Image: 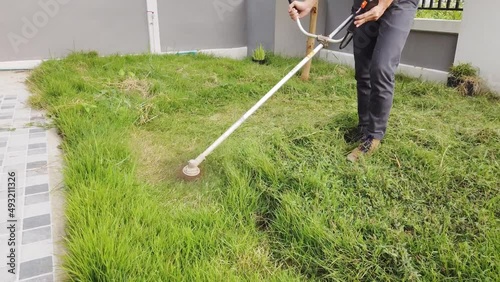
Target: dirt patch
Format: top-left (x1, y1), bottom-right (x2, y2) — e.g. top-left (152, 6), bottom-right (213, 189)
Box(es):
top-left (129, 129), bottom-right (173, 184)
top-left (110, 77), bottom-right (152, 98)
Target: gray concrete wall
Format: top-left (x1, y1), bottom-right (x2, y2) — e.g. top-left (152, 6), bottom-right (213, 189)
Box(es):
top-left (455, 0), bottom-right (500, 92)
top-left (247, 0), bottom-right (276, 55)
top-left (158, 0), bottom-right (246, 52)
top-left (0, 0), bottom-right (149, 62)
top-left (401, 31), bottom-right (457, 71)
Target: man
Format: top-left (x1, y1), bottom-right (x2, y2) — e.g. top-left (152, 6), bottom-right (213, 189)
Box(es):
top-left (289, 0), bottom-right (418, 162)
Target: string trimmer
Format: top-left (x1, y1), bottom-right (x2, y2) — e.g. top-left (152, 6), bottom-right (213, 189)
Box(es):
top-left (179, 0), bottom-right (378, 180)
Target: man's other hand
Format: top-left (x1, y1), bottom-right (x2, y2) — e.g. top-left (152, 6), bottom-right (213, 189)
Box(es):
top-left (354, 3), bottom-right (389, 27)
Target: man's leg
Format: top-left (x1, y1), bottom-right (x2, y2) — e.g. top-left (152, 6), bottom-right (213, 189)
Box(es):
top-left (353, 20), bottom-right (379, 136)
top-left (347, 0), bottom-right (417, 162)
top-left (367, 0), bottom-right (418, 140)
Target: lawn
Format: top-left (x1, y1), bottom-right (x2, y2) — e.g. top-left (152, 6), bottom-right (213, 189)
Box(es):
top-left (415, 0), bottom-right (463, 20)
top-left (416, 9), bottom-right (462, 20)
top-left (28, 52), bottom-right (499, 281)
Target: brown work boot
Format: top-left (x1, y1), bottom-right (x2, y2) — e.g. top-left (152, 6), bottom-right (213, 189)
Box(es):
top-left (347, 135), bottom-right (381, 162)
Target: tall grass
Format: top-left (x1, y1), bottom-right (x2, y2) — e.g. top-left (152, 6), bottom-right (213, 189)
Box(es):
top-left (28, 52), bottom-right (499, 281)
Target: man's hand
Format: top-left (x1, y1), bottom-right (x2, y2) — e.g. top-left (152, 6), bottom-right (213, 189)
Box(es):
top-left (288, 0), bottom-right (317, 21)
top-left (354, 0), bottom-right (393, 27)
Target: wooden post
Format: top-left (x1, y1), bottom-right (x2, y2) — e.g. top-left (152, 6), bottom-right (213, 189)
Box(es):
top-left (300, 1), bottom-right (318, 81)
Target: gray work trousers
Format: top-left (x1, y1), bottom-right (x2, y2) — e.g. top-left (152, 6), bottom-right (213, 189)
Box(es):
top-left (352, 0), bottom-right (418, 140)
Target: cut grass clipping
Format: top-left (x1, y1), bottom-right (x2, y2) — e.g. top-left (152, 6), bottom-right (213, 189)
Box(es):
top-left (28, 52), bottom-right (499, 281)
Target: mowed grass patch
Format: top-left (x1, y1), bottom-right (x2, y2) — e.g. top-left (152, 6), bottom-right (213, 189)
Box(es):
top-left (28, 51), bottom-right (499, 281)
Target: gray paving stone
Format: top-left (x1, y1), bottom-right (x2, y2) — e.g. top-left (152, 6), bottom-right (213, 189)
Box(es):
top-left (21, 273), bottom-right (53, 282)
top-left (8, 145), bottom-right (27, 152)
top-left (30, 113), bottom-right (45, 118)
top-left (27, 161), bottom-right (47, 170)
top-left (27, 167), bottom-right (49, 177)
top-left (26, 184), bottom-right (49, 195)
top-left (28, 148), bottom-right (47, 156)
top-left (3, 163), bottom-right (26, 173)
top-left (26, 175), bottom-right (49, 187)
top-left (27, 154), bottom-right (48, 164)
top-left (12, 128), bottom-right (29, 135)
top-left (3, 156), bottom-right (25, 166)
top-left (29, 128), bottom-right (46, 134)
top-left (25, 193), bottom-right (49, 206)
top-left (19, 237), bottom-right (53, 263)
top-left (2, 72), bottom-right (58, 281)
top-left (0, 124), bottom-right (13, 130)
top-left (23, 214), bottom-right (51, 230)
top-left (29, 143), bottom-right (47, 150)
top-left (31, 117), bottom-right (46, 122)
top-left (30, 133), bottom-right (46, 139)
top-left (24, 201), bottom-right (51, 218)
top-left (6, 149), bottom-right (26, 158)
top-left (22, 226), bottom-right (51, 244)
top-left (14, 109), bottom-right (31, 116)
top-left (0, 175), bottom-right (24, 195)
top-left (14, 118), bottom-right (32, 124)
top-left (0, 266), bottom-right (17, 282)
top-left (29, 138), bottom-right (47, 146)
top-left (7, 139), bottom-right (29, 148)
top-left (14, 112), bottom-right (31, 118)
top-left (19, 256), bottom-right (53, 280)
top-left (0, 220), bottom-right (22, 235)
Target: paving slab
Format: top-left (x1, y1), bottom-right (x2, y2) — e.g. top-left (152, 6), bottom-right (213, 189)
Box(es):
top-left (0, 71), bottom-right (64, 281)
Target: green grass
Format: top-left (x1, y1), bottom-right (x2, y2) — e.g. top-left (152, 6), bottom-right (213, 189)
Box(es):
top-left (416, 0), bottom-right (463, 20)
top-left (28, 51), bottom-right (499, 281)
top-left (416, 9), bottom-right (462, 20)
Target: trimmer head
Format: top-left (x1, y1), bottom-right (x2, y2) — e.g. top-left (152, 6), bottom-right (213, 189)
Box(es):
top-left (178, 160), bottom-right (202, 181)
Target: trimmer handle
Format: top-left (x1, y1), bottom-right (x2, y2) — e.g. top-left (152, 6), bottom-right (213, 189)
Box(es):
top-left (287, 0), bottom-right (341, 43)
top-left (339, 0), bottom-right (379, 49)
top-left (287, 0), bottom-right (378, 16)
top-left (287, 0), bottom-right (378, 45)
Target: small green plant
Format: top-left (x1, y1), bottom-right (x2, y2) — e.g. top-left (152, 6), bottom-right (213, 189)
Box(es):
top-left (449, 63), bottom-right (478, 79)
top-left (252, 44), bottom-right (266, 63)
top-left (447, 63), bottom-right (484, 96)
